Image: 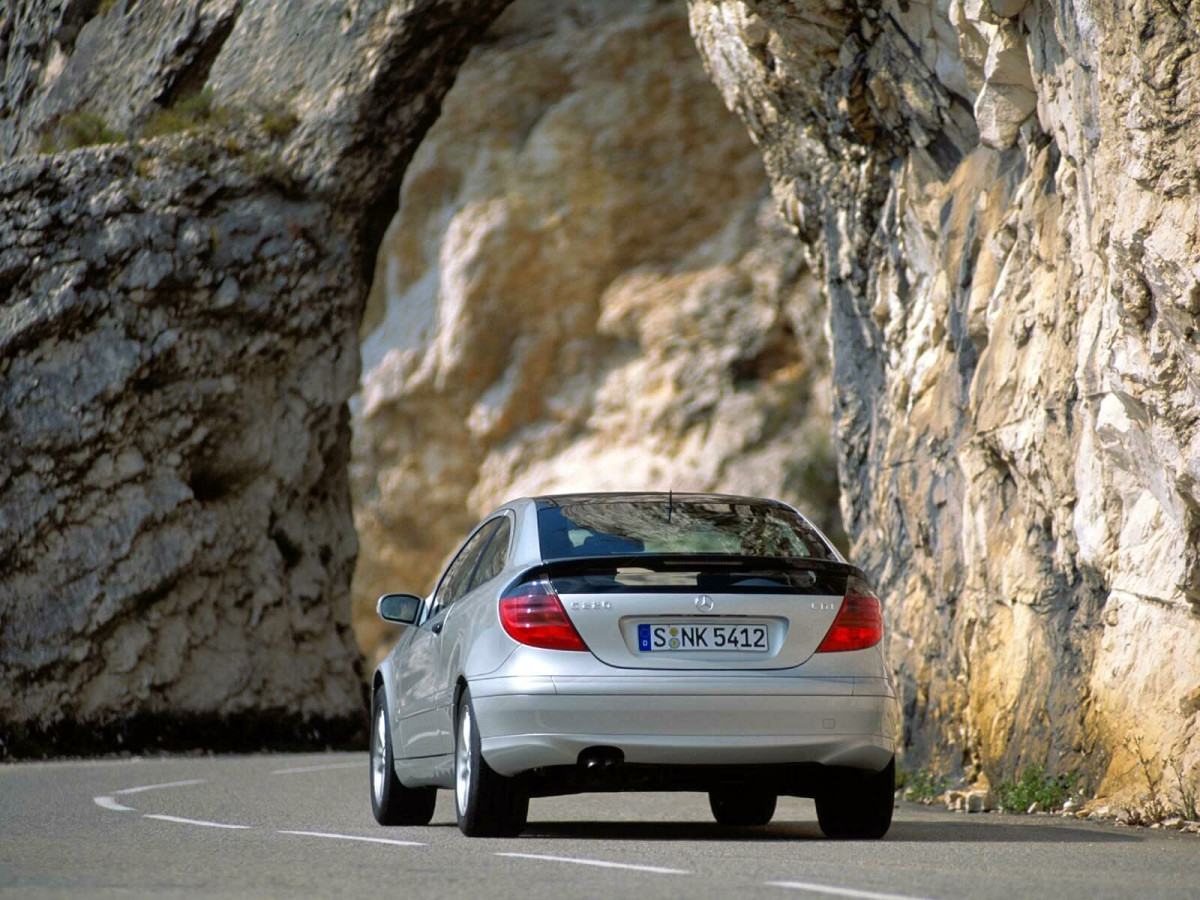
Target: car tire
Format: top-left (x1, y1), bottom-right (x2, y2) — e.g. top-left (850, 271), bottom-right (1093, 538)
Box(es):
top-left (815, 758), bottom-right (895, 839)
top-left (455, 688), bottom-right (528, 837)
top-left (370, 689), bottom-right (437, 826)
top-left (708, 789), bottom-right (777, 826)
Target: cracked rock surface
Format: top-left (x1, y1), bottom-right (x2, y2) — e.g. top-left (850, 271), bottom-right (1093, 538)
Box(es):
top-left (0, 0), bottom-right (508, 746)
top-left (4, 0), bottom-right (1197, 799)
top-left (688, 0), bottom-right (1200, 796)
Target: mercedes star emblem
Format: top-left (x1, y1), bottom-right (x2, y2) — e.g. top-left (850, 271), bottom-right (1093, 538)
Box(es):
top-left (694, 594), bottom-right (714, 612)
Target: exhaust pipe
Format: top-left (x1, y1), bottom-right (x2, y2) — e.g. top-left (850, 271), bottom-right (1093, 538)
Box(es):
top-left (578, 746), bottom-right (624, 777)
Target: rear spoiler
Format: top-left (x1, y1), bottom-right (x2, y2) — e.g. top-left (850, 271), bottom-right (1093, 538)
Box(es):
top-left (504, 554), bottom-right (864, 597)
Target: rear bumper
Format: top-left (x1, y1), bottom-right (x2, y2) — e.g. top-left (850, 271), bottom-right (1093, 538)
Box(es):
top-left (470, 674), bottom-right (897, 776)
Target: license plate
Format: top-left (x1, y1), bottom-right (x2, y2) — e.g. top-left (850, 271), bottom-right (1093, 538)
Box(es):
top-left (637, 622), bottom-right (769, 652)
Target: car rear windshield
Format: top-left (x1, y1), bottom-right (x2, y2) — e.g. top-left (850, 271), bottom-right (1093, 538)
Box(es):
top-left (535, 498), bottom-right (835, 562)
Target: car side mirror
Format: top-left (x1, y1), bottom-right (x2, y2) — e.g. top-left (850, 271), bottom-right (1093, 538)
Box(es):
top-left (376, 593), bottom-right (423, 625)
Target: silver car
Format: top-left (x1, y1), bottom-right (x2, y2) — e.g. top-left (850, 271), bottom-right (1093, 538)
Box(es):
top-left (369, 492), bottom-right (898, 838)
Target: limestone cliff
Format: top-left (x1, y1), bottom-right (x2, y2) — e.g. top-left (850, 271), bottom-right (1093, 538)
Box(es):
top-left (351, 0), bottom-right (841, 666)
top-left (0, 0), bottom-right (508, 751)
top-left (688, 0), bottom-right (1200, 797)
top-left (4, 0), bottom-right (1196, 803)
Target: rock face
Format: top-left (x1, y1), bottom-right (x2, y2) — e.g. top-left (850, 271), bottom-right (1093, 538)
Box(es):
top-left (688, 0), bottom-right (1200, 796)
top-left (350, 0), bottom-right (841, 666)
top-left (0, 0), bottom-right (508, 750)
top-left (4, 0), bottom-right (1196, 800)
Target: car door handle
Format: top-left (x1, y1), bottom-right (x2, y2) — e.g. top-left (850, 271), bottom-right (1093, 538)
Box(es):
top-left (431, 622), bottom-right (443, 635)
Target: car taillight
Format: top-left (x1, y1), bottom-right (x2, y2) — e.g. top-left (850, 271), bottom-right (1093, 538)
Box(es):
top-left (815, 576), bottom-right (883, 652)
top-left (498, 579), bottom-right (589, 652)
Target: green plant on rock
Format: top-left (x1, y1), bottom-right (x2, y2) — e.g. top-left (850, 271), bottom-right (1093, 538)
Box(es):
top-left (140, 89), bottom-right (298, 148)
top-left (142, 89), bottom-right (235, 138)
top-left (901, 767), bottom-right (948, 804)
top-left (995, 763), bottom-right (1079, 813)
top-left (1124, 733), bottom-right (1198, 824)
top-left (260, 105), bottom-right (299, 140)
top-left (1168, 757), bottom-right (1198, 821)
top-left (244, 150), bottom-right (295, 188)
top-left (167, 139), bottom-right (218, 169)
top-left (38, 110), bottom-right (121, 153)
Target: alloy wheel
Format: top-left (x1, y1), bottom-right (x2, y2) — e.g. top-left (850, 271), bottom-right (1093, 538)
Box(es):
top-left (372, 704), bottom-right (387, 804)
top-left (456, 702), bottom-right (473, 815)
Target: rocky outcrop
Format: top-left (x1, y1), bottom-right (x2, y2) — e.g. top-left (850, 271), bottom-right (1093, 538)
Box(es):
top-left (688, 0), bottom-right (1200, 798)
top-left (350, 0), bottom-right (842, 666)
top-left (5, 0), bottom-right (1196, 800)
top-left (0, 0), bottom-right (508, 751)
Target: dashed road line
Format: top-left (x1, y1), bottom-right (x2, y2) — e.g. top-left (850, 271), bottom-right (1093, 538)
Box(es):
top-left (495, 852), bottom-right (689, 876)
top-left (278, 830), bottom-right (425, 847)
top-left (270, 762), bottom-right (362, 776)
top-left (99, 767), bottom-right (697, 884)
top-left (92, 796), bottom-right (135, 812)
top-left (143, 814), bottom-right (251, 830)
top-left (766, 881), bottom-right (935, 900)
top-left (93, 779), bottom-right (206, 813)
top-left (113, 779), bottom-right (207, 795)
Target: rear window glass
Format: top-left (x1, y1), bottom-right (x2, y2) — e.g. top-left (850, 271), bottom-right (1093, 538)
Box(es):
top-left (546, 564), bottom-right (847, 595)
top-left (536, 498), bottom-right (834, 562)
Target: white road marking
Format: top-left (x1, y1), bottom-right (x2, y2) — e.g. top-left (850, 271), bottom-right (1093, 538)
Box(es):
top-left (94, 780), bottom-right (206, 814)
top-left (113, 779), bottom-right (207, 795)
top-left (766, 881), bottom-right (935, 900)
top-left (93, 796), bottom-right (134, 811)
top-left (143, 814), bottom-right (251, 830)
top-left (495, 852), bottom-right (689, 876)
top-left (278, 830), bottom-right (425, 847)
top-left (270, 762), bottom-right (362, 776)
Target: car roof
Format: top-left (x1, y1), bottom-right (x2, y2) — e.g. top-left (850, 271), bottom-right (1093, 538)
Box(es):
top-left (530, 491), bottom-right (789, 509)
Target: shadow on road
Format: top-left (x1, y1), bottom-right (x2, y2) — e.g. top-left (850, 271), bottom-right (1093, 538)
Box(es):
top-left (520, 821), bottom-right (823, 841)
top-left (517, 818), bottom-right (1143, 844)
top-left (883, 820), bottom-right (1142, 844)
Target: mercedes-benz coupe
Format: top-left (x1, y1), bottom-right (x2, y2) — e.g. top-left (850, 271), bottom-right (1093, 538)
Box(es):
top-left (369, 493), bottom-right (898, 838)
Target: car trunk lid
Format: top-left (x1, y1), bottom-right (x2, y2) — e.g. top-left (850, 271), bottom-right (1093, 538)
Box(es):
top-left (516, 555), bottom-right (855, 670)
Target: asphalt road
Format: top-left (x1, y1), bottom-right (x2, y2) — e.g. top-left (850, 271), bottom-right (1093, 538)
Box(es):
top-left (2, 753), bottom-right (1196, 899)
